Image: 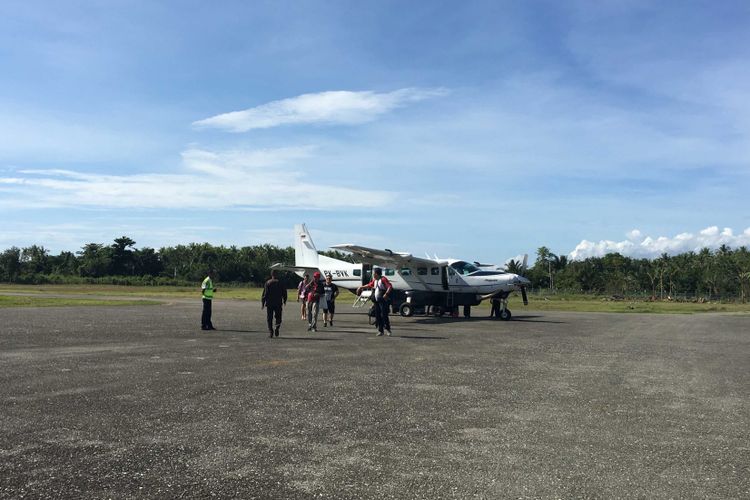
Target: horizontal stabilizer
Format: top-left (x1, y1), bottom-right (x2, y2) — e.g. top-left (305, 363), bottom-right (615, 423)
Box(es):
top-left (270, 263), bottom-right (321, 274)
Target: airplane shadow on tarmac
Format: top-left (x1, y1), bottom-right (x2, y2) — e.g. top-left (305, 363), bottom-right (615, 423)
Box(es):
top-left (396, 335), bottom-right (447, 340)
top-left (274, 337), bottom-right (338, 341)
top-left (509, 315), bottom-right (566, 324)
top-left (328, 328), bottom-right (446, 340)
top-left (411, 315), bottom-right (565, 325)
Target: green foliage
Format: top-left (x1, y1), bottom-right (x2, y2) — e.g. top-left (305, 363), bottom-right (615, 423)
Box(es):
top-left (505, 259), bottom-right (522, 275)
top-left (0, 237), bottom-right (299, 288)
top-left (0, 247), bottom-right (21, 282)
top-left (2, 236), bottom-right (750, 301)
top-left (527, 246), bottom-right (750, 301)
top-left (320, 250), bottom-right (356, 263)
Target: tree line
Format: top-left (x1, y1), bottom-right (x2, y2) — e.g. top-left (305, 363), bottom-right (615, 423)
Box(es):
top-left (0, 236), bottom-right (353, 289)
top-left (1, 236), bottom-right (749, 301)
top-left (512, 245), bottom-right (750, 302)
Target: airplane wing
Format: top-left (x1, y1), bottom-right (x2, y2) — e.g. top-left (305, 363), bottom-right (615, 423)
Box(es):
top-left (330, 244), bottom-right (437, 267)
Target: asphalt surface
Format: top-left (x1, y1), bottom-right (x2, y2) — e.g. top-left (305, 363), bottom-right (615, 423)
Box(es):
top-left (1, 299), bottom-right (748, 499)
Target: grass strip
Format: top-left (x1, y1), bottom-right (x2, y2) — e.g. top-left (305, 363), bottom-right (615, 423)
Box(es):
top-left (0, 296), bottom-right (162, 308)
top-left (0, 285), bottom-right (748, 314)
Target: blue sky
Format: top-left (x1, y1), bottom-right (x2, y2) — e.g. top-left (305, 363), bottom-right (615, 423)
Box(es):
top-left (1, 0), bottom-right (749, 262)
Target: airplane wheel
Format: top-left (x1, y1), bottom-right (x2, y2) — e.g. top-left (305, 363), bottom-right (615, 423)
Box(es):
top-left (499, 309), bottom-right (512, 321)
top-left (399, 302), bottom-right (414, 317)
top-left (433, 306), bottom-right (444, 317)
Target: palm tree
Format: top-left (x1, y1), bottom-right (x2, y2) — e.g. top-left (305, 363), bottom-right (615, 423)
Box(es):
top-left (739, 272), bottom-right (750, 303)
top-left (536, 246), bottom-right (557, 291)
top-left (505, 259), bottom-right (524, 274)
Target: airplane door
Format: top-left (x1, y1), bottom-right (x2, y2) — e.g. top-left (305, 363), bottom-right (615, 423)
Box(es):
top-left (441, 266), bottom-right (449, 290)
top-left (448, 266), bottom-right (463, 287)
top-left (362, 263), bottom-right (372, 285)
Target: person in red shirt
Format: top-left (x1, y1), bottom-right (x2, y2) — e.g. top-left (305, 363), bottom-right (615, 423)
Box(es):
top-left (306, 271), bottom-right (323, 332)
top-left (356, 268), bottom-right (393, 336)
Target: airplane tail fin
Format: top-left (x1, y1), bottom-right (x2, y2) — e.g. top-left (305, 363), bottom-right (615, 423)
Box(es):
top-left (294, 223), bottom-right (320, 268)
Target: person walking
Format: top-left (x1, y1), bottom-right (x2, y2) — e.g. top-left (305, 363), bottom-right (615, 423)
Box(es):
top-left (322, 273), bottom-right (339, 327)
top-left (357, 268), bottom-right (392, 336)
top-left (262, 269), bottom-right (287, 338)
top-left (306, 271), bottom-right (322, 332)
top-left (201, 269), bottom-right (217, 331)
top-left (298, 274), bottom-right (310, 320)
top-left (490, 297), bottom-right (500, 318)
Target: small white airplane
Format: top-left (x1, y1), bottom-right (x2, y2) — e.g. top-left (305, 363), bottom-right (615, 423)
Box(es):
top-left (271, 224), bottom-right (530, 320)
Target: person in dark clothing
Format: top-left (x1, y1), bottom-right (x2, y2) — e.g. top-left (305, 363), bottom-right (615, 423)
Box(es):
top-left (201, 269), bottom-right (217, 330)
top-left (262, 270), bottom-right (288, 337)
top-left (490, 297), bottom-right (500, 318)
top-left (322, 273), bottom-right (340, 327)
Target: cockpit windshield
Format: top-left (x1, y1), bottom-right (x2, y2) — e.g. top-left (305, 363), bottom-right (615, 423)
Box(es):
top-left (450, 261), bottom-right (480, 275)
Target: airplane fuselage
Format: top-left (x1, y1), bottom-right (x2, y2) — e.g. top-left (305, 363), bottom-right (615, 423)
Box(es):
top-left (306, 257), bottom-right (528, 298)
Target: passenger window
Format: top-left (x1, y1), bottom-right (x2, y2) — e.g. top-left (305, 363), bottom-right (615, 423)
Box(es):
top-left (431, 267), bottom-right (440, 275)
top-left (417, 267), bottom-right (428, 275)
top-left (400, 268), bottom-right (412, 276)
top-left (353, 269), bottom-right (361, 276)
top-left (385, 269), bottom-right (395, 276)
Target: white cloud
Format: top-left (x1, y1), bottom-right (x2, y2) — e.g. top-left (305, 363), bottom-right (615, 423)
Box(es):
top-left (192, 88), bottom-right (448, 132)
top-left (0, 146), bottom-right (394, 210)
top-left (626, 229), bottom-right (642, 241)
top-left (180, 146), bottom-right (315, 177)
top-left (569, 226), bottom-right (750, 260)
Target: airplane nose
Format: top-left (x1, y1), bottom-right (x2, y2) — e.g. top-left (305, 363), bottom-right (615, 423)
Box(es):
top-left (513, 275), bottom-right (530, 286)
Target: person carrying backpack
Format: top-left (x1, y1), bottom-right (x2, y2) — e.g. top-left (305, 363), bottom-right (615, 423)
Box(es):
top-left (356, 268), bottom-right (392, 336)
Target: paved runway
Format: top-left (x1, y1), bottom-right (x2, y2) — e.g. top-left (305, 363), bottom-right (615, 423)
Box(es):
top-left (1, 300), bottom-right (748, 498)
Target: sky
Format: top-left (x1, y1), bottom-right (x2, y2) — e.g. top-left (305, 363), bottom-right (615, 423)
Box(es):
top-left (1, 0), bottom-right (749, 263)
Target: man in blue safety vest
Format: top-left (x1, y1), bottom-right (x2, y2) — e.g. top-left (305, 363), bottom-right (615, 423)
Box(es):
top-left (201, 269), bottom-right (217, 331)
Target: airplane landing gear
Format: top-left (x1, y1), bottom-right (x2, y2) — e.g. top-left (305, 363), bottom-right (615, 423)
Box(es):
top-left (399, 302), bottom-right (414, 317)
top-left (492, 295), bottom-right (512, 321)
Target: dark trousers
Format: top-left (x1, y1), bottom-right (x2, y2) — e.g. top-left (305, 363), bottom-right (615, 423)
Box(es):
top-left (374, 300), bottom-right (391, 333)
top-left (266, 305), bottom-right (282, 332)
top-left (201, 298), bottom-right (213, 328)
top-left (490, 299), bottom-right (500, 318)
